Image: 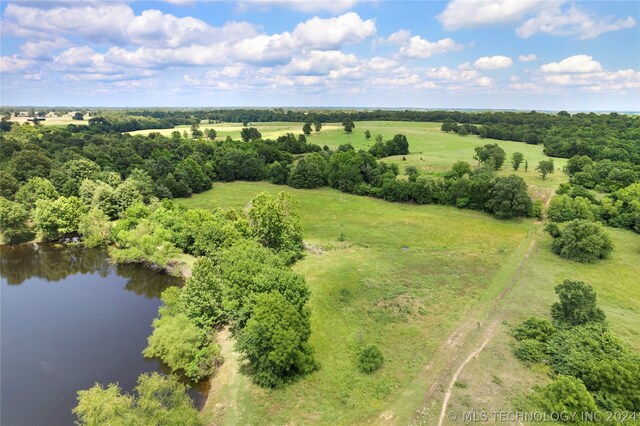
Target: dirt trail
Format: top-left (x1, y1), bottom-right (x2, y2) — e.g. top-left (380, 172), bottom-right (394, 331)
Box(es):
top-left (203, 327), bottom-right (243, 425)
top-left (434, 229), bottom-right (540, 426)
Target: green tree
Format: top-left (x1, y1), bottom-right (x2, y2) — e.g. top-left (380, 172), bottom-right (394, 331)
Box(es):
top-left (458, 126), bottom-right (469, 136)
top-left (78, 207), bottom-right (113, 248)
top-left (13, 177), bottom-right (59, 211)
top-left (72, 112), bottom-right (84, 120)
top-left (190, 124), bottom-right (203, 139)
top-left (536, 159), bottom-right (555, 180)
top-left (342, 118), bottom-right (355, 133)
top-left (547, 195), bottom-right (596, 222)
top-left (0, 197), bottom-right (32, 243)
top-left (358, 345), bottom-right (384, 373)
top-left (302, 122), bottom-right (312, 135)
top-left (473, 144), bottom-right (506, 170)
top-left (364, 130), bottom-right (371, 140)
top-left (550, 219), bottom-right (613, 263)
top-left (178, 257), bottom-right (225, 329)
top-left (240, 127), bottom-right (262, 142)
top-left (33, 196), bottom-right (87, 241)
top-left (314, 121), bottom-right (322, 132)
top-left (288, 153), bottom-right (328, 189)
top-left (204, 128), bottom-right (217, 140)
top-left (73, 373), bottom-right (202, 426)
top-left (551, 280), bottom-right (606, 327)
top-left (176, 158), bottom-right (211, 193)
top-left (532, 376), bottom-right (598, 417)
top-left (511, 152), bottom-right (524, 171)
top-left (10, 150), bottom-right (52, 182)
top-left (248, 192), bottom-right (303, 260)
top-left (236, 292), bottom-right (316, 388)
top-left (0, 171), bottom-right (20, 199)
top-left (267, 161), bottom-right (288, 184)
top-left (486, 175), bottom-right (533, 218)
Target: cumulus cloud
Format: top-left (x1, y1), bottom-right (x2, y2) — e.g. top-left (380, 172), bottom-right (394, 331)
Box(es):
top-left (517, 4), bottom-right (636, 39)
top-left (541, 55), bottom-right (603, 73)
top-left (20, 38), bottom-right (70, 60)
top-left (238, 0), bottom-right (361, 14)
top-left (438, 0), bottom-right (547, 30)
top-left (426, 64), bottom-right (493, 88)
top-left (1, 56), bottom-right (36, 73)
top-left (518, 54), bottom-right (537, 62)
top-left (474, 55), bottom-right (513, 70)
top-left (397, 36), bottom-right (463, 58)
top-left (438, 0), bottom-right (635, 40)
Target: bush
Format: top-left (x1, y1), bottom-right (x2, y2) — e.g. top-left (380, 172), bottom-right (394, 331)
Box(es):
top-left (357, 345), bottom-right (385, 373)
top-left (513, 317), bottom-right (556, 342)
top-left (514, 339), bottom-right (547, 363)
top-left (0, 197), bottom-right (32, 243)
top-left (550, 220), bottom-right (613, 263)
top-left (550, 280), bottom-right (606, 328)
top-left (531, 376), bottom-right (598, 418)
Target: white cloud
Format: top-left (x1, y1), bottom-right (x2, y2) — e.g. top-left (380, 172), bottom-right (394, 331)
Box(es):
top-left (291, 12), bottom-right (376, 50)
top-left (474, 55), bottom-right (512, 70)
top-left (2, 3), bottom-right (134, 43)
top-left (283, 50), bottom-right (358, 75)
top-left (0, 56), bottom-right (36, 73)
top-left (518, 54), bottom-right (537, 62)
top-left (438, 0), bottom-right (547, 30)
top-left (398, 36), bottom-right (463, 58)
top-left (517, 4), bottom-right (636, 40)
top-left (238, 0), bottom-right (361, 13)
top-left (541, 55), bottom-right (602, 73)
top-left (386, 29), bottom-right (411, 44)
top-left (20, 38), bottom-right (70, 60)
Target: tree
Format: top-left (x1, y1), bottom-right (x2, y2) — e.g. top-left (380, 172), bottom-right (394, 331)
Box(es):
top-left (240, 127), bottom-right (262, 142)
top-left (547, 195), bottom-right (595, 222)
top-left (549, 219), bottom-right (613, 263)
top-left (190, 124), bottom-right (203, 139)
top-left (204, 128), bottom-right (217, 140)
top-left (364, 130), bottom-right (371, 140)
top-left (14, 177), bottom-right (59, 211)
top-left (73, 112), bottom-right (84, 120)
top-left (511, 152), bottom-right (524, 171)
top-left (74, 373), bottom-right (202, 426)
top-left (473, 144), bottom-right (506, 170)
top-left (0, 197), bottom-right (32, 243)
top-left (458, 126), bottom-right (469, 136)
top-left (536, 159), bottom-right (555, 180)
top-left (288, 153), bottom-right (328, 189)
top-left (486, 175), bottom-right (533, 218)
top-left (385, 134), bottom-right (409, 155)
top-left (533, 376), bottom-right (598, 416)
top-left (314, 121), bottom-right (322, 132)
top-left (236, 292), bottom-right (316, 388)
top-left (176, 158), bottom-right (211, 193)
top-left (358, 345), bottom-right (384, 373)
top-left (342, 118), bottom-right (355, 133)
top-left (10, 150), bottom-right (53, 182)
top-left (551, 280), bottom-right (606, 327)
top-left (33, 196), bottom-right (87, 241)
top-left (248, 192), bottom-right (303, 260)
top-left (78, 207), bottom-right (113, 248)
top-left (0, 171), bottom-right (20, 199)
top-left (302, 122), bottom-right (312, 135)
top-left (178, 257), bottom-right (224, 329)
top-left (267, 161), bottom-right (288, 185)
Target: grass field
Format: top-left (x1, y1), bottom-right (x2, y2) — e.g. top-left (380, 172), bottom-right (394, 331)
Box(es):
top-left (179, 182), bottom-right (534, 425)
top-left (132, 121), bottom-right (567, 203)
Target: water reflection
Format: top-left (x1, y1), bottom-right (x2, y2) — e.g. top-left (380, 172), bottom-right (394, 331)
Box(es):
top-left (0, 243), bottom-right (195, 426)
top-left (0, 243), bottom-right (175, 297)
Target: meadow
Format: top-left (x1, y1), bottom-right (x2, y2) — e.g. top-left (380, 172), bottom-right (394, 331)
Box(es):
top-left (179, 182), bottom-right (534, 425)
top-left (133, 121), bottom-right (568, 202)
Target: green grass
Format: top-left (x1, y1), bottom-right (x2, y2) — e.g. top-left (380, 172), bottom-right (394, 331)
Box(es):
top-left (179, 182), bottom-right (533, 425)
top-left (131, 121), bottom-right (566, 202)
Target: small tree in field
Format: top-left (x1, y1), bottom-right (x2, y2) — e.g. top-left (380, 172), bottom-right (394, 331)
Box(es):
top-left (358, 345), bottom-right (384, 373)
top-left (536, 159), bottom-right (554, 179)
top-left (549, 219), bottom-right (613, 263)
top-left (342, 119), bottom-right (355, 133)
top-left (551, 280), bottom-right (606, 327)
top-left (314, 121), bottom-right (322, 132)
top-left (302, 122), bottom-right (312, 135)
top-left (511, 152), bottom-right (524, 171)
top-left (364, 130), bottom-right (371, 140)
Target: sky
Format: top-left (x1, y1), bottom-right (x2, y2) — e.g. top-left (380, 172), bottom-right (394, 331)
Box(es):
top-left (1, 0), bottom-right (639, 110)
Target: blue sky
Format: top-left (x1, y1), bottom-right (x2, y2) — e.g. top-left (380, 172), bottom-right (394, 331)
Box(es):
top-left (1, 0), bottom-right (638, 110)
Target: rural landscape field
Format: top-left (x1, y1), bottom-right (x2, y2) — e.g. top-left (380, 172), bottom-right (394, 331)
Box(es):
top-left (1, 1), bottom-right (639, 425)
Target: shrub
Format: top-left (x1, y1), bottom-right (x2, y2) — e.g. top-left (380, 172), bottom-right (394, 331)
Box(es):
top-left (550, 280), bottom-right (606, 328)
top-left (357, 345), bottom-right (385, 373)
top-left (513, 317), bottom-right (556, 342)
top-left (514, 339), bottom-right (547, 362)
top-left (550, 220), bottom-right (613, 263)
top-left (531, 376), bottom-right (598, 418)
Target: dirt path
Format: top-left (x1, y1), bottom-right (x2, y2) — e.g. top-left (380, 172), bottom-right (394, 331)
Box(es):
top-left (203, 327), bottom-right (243, 425)
top-left (434, 228), bottom-right (541, 426)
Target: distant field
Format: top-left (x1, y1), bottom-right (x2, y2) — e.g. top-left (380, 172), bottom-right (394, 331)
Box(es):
top-left (10, 115), bottom-right (82, 126)
top-left (132, 121), bottom-right (567, 202)
top-left (179, 182), bottom-right (534, 425)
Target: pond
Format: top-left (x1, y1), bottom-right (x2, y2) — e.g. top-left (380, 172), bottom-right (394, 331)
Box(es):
top-left (0, 243), bottom-right (205, 425)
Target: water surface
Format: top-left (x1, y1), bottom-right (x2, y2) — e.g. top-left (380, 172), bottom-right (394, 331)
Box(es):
top-left (0, 243), bottom-right (188, 425)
